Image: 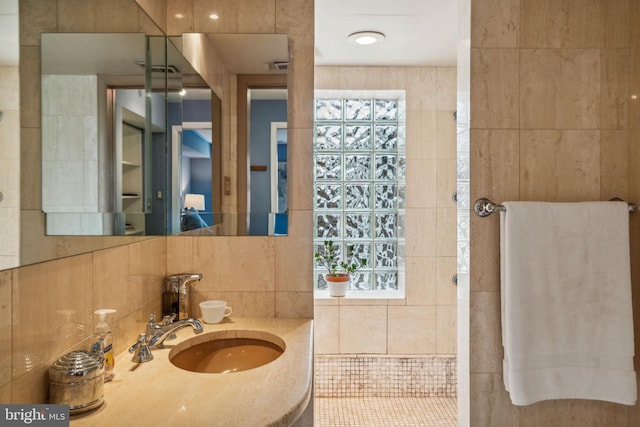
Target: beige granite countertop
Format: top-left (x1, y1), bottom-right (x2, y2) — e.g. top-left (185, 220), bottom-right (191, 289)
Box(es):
top-left (70, 317), bottom-right (313, 427)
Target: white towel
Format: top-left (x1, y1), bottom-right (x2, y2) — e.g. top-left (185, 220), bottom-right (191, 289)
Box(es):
top-left (500, 201), bottom-right (637, 406)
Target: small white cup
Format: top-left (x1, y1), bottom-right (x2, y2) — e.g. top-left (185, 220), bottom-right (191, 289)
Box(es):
top-left (199, 300), bottom-right (232, 324)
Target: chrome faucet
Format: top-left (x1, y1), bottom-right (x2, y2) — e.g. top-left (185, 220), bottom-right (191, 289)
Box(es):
top-left (162, 273), bottom-right (202, 320)
top-left (147, 317), bottom-right (203, 348)
top-left (129, 315), bottom-right (204, 363)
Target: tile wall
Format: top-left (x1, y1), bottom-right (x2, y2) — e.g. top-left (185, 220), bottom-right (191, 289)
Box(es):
top-left (0, 65), bottom-right (19, 270)
top-left (165, 0), bottom-right (315, 318)
top-left (314, 66), bottom-right (457, 356)
top-left (0, 238), bottom-right (166, 403)
top-left (315, 355), bottom-right (456, 398)
top-left (1, 0), bottom-right (314, 404)
top-left (467, 0), bottom-right (640, 425)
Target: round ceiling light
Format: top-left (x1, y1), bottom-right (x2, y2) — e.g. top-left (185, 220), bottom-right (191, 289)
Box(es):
top-left (348, 31), bottom-right (385, 46)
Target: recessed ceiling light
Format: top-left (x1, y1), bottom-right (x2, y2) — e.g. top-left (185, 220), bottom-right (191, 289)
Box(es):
top-left (348, 31), bottom-right (385, 46)
top-left (174, 13), bottom-right (184, 19)
top-left (209, 13), bottom-right (219, 20)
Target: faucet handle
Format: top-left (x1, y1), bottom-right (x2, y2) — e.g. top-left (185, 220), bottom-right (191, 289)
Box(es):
top-left (146, 313), bottom-right (159, 336)
top-left (129, 333), bottom-right (153, 363)
top-left (161, 314), bottom-right (176, 325)
top-left (161, 314), bottom-right (178, 341)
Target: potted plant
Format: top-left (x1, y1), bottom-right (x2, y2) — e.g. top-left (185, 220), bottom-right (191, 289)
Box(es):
top-left (314, 240), bottom-right (367, 297)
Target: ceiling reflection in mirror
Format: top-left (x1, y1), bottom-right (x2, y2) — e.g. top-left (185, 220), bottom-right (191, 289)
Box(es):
top-left (40, 32), bottom-right (289, 238)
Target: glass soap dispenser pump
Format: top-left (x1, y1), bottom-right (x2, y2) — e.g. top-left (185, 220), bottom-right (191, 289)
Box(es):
top-left (94, 309), bottom-right (116, 382)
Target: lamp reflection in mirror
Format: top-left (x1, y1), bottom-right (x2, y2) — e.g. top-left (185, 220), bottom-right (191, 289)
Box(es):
top-left (184, 193), bottom-right (205, 210)
top-left (181, 193), bottom-right (208, 232)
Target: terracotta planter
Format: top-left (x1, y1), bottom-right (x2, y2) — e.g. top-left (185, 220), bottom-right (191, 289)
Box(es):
top-left (326, 274), bottom-right (349, 297)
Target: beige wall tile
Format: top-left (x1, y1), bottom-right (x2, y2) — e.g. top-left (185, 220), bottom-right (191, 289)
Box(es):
top-left (287, 128), bottom-right (313, 211)
top-left (57, 0), bottom-right (140, 32)
top-left (19, 211), bottom-right (58, 266)
top-left (19, 128), bottom-right (41, 210)
top-left (18, 0), bottom-right (57, 47)
top-left (436, 256), bottom-right (457, 306)
top-left (339, 305), bottom-right (387, 353)
top-left (0, 382), bottom-right (10, 403)
top-left (436, 208), bottom-right (456, 257)
top-left (193, 237), bottom-right (276, 292)
top-left (386, 68), bottom-right (408, 90)
top-left (167, 236), bottom-right (195, 273)
top-left (469, 130), bottom-right (520, 201)
top-left (520, 399), bottom-right (628, 427)
top-left (520, 0), bottom-right (603, 48)
top-left (134, 0), bottom-right (167, 33)
top-left (470, 373), bottom-right (520, 427)
top-left (406, 110), bottom-right (436, 161)
top-left (404, 256), bottom-right (436, 306)
top-left (0, 270), bottom-right (12, 387)
top-left (314, 67), bottom-right (341, 90)
top-left (288, 58), bottom-right (315, 131)
top-left (92, 245), bottom-right (132, 321)
top-left (470, 292), bottom-right (502, 374)
top-left (471, 0), bottom-right (519, 48)
top-left (405, 68), bottom-right (438, 110)
top-left (167, 0), bottom-right (194, 34)
top-left (405, 158), bottom-right (436, 208)
top-left (13, 255), bottom-right (93, 381)
top-left (275, 291), bottom-right (313, 318)
top-left (436, 305), bottom-right (456, 354)
top-left (314, 305), bottom-right (340, 354)
top-left (436, 67), bottom-right (457, 110)
top-left (604, 0), bottom-right (629, 48)
top-left (338, 67), bottom-right (389, 91)
top-left (436, 110), bottom-right (456, 160)
top-left (520, 130), bottom-right (601, 201)
top-left (520, 49), bottom-right (601, 129)
top-left (19, 47), bottom-right (40, 129)
top-left (0, 110), bottom-right (20, 161)
top-left (601, 130), bottom-right (629, 201)
top-left (436, 160), bottom-right (457, 207)
top-left (469, 130), bottom-right (518, 293)
top-left (193, 290), bottom-right (275, 318)
top-left (11, 361), bottom-right (50, 404)
top-left (193, 0), bottom-right (276, 33)
top-left (470, 49), bottom-right (519, 129)
top-left (601, 48), bottom-right (629, 130)
top-left (387, 306), bottom-right (436, 354)
top-left (0, 68), bottom-right (19, 110)
top-left (275, 211), bottom-right (313, 292)
top-left (405, 208), bottom-right (436, 257)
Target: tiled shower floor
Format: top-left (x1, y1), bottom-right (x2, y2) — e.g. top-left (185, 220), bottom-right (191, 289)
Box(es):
top-left (314, 397), bottom-right (457, 427)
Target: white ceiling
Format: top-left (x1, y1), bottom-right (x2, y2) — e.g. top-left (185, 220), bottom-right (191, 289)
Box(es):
top-left (315, 0), bottom-right (458, 67)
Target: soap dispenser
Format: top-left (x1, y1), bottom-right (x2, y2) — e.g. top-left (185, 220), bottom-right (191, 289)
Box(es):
top-left (162, 274), bottom-right (202, 319)
top-left (94, 309), bottom-right (116, 382)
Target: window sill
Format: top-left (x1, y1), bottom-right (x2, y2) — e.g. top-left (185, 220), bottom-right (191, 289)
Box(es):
top-left (314, 289), bottom-right (405, 304)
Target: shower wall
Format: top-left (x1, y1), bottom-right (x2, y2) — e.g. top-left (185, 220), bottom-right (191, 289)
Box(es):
top-left (467, 0), bottom-right (640, 425)
top-left (314, 66), bottom-right (457, 356)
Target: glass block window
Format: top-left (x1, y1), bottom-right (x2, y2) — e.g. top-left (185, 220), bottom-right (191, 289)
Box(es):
top-left (314, 95), bottom-right (405, 292)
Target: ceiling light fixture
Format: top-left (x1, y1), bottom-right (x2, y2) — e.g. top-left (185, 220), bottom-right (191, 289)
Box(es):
top-left (348, 31), bottom-right (385, 46)
top-left (174, 13), bottom-right (184, 19)
top-left (209, 13), bottom-right (219, 20)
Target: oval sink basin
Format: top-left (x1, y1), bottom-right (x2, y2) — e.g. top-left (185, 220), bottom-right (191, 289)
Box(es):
top-left (169, 331), bottom-right (285, 374)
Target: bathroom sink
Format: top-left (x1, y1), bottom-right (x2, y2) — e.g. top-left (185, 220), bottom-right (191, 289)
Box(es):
top-left (169, 331), bottom-right (285, 374)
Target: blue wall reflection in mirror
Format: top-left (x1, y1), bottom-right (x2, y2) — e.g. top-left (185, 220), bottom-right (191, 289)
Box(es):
top-left (249, 99), bottom-right (287, 235)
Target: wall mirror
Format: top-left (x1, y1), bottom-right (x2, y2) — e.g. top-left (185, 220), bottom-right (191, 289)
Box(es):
top-left (39, 32), bottom-right (289, 239)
